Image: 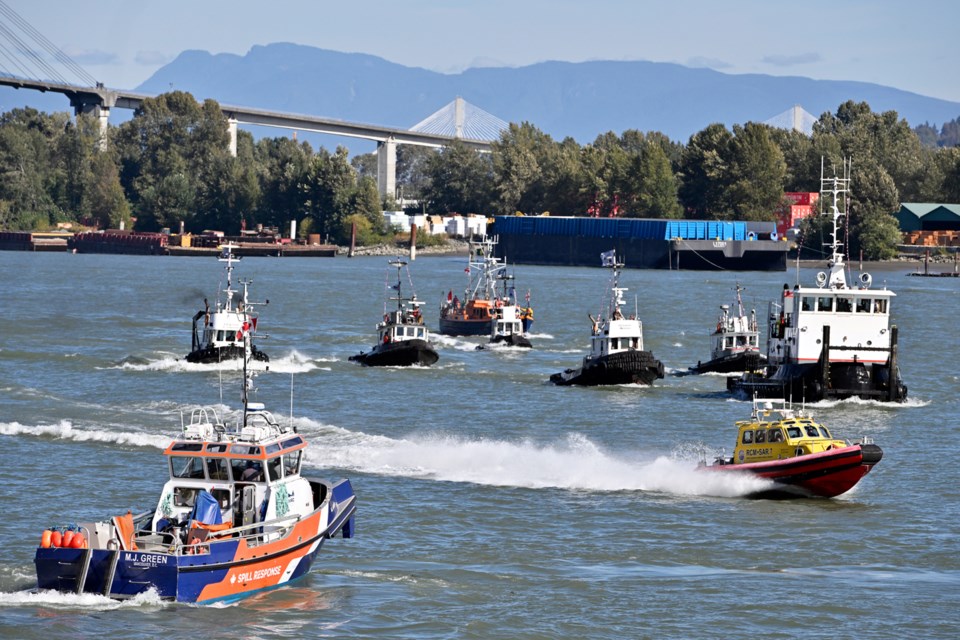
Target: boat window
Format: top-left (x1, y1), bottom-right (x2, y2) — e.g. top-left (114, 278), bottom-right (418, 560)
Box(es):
top-left (631, 337), bottom-right (639, 349)
top-left (230, 458), bottom-right (248, 481)
top-left (210, 488), bottom-right (231, 510)
top-left (754, 429), bottom-right (766, 443)
top-left (611, 338), bottom-right (619, 349)
top-left (786, 426), bottom-right (802, 439)
top-left (736, 336), bottom-right (747, 347)
top-left (874, 299), bottom-right (888, 314)
top-left (749, 336), bottom-right (758, 347)
top-left (741, 430), bottom-right (754, 444)
top-left (206, 457), bottom-right (229, 481)
top-left (418, 328), bottom-right (425, 338)
top-left (282, 436), bottom-right (304, 449)
top-left (266, 443), bottom-right (281, 454)
top-left (801, 297), bottom-right (814, 311)
top-left (206, 443), bottom-right (228, 453)
top-left (172, 456), bottom-right (206, 479)
top-left (231, 445), bottom-right (262, 456)
top-left (805, 426), bottom-right (820, 437)
top-left (817, 297), bottom-right (833, 312)
top-left (173, 486), bottom-right (199, 507)
top-left (819, 427), bottom-right (832, 438)
top-left (283, 450), bottom-right (301, 477)
top-left (171, 442), bottom-right (204, 452)
top-left (856, 298), bottom-right (872, 313)
top-left (266, 456), bottom-right (283, 481)
top-left (724, 337), bottom-right (733, 348)
top-left (836, 298), bottom-right (853, 313)
top-left (217, 330), bottom-right (227, 342)
top-left (768, 428), bottom-right (784, 443)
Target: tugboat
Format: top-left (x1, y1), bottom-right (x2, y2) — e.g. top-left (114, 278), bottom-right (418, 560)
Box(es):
top-left (349, 258), bottom-right (439, 367)
top-left (186, 244), bottom-right (269, 364)
top-left (690, 284), bottom-right (766, 374)
top-left (485, 273), bottom-right (532, 348)
top-left (439, 235), bottom-right (533, 337)
top-left (34, 332), bottom-right (356, 604)
top-left (550, 250), bottom-right (664, 386)
top-left (704, 400), bottom-right (882, 499)
top-left (728, 159), bottom-right (907, 402)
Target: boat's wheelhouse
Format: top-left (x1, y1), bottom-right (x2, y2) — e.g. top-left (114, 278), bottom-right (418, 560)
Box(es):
top-left (731, 407), bottom-right (847, 464)
top-left (379, 322), bottom-right (429, 344)
top-left (493, 305), bottom-right (524, 337)
top-left (196, 308), bottom-right (250, 350)
top-left (154, 406), bottom-right (311, 543)
top-left (589, 318), bottom-right (644, 359)
top-left (766, 285), bottom-right (895, 366)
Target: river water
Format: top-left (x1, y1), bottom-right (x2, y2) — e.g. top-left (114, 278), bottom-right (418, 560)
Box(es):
top-left (0, 250), bottom-right (957, 639)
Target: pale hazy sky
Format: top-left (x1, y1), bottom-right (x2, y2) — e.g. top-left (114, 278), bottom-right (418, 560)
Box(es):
top-left (11, 0), bottom-right (960, 102)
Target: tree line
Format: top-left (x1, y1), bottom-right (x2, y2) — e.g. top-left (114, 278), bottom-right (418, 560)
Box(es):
top-left (1, 91), bottom-right (958, 259)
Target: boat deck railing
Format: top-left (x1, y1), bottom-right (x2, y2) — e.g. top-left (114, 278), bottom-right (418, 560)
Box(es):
top-left (132, 512), bottom-right (304, 555)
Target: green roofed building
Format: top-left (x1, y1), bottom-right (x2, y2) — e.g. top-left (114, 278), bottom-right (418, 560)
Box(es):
top-left (895, 204), bottom-right (960, 231)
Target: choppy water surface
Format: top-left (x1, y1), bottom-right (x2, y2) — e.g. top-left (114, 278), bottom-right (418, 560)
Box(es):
top-left (1, 251), bottom-right (957, 639)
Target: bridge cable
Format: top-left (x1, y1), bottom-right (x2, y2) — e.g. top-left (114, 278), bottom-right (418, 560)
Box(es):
top-left (0, 21), bottom-right (68, 84)
top-left (0, 0), bottom-right (98, 86)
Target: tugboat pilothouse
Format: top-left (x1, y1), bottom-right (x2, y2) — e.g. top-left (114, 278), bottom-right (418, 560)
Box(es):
top-left (35, 333), bottom-right (356, 604)
top-left (349, 258), bottom-right (439, 367)
top-left (728, 159), bottom-right (907, 402)
top-left (484, 273), bottom-right (532, 348)
top-left (186, 244), bottom-right (269, 364)
top-left (550, 250), bottom-right (664, 386)
top-left (690, 284), bottom-right (766, 374)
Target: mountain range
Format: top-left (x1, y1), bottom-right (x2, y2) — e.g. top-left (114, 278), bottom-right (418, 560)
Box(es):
top-left (3, 42), bottom-right (959, 146)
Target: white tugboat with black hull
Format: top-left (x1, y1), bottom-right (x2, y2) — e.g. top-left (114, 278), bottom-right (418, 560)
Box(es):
top-left (550, 250), bottom-right (664, 386)
top-left (186, 244), bottom-right (269, 364)
top-left (350, 258), bottom-right (439, 367)
top-left (690, 284), bottom-right (766, 374)
top-left (728, 159), bottom-right (907, 402)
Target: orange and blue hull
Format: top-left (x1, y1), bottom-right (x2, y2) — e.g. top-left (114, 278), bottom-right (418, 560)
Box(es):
top-left (35, 480), bottom-right (355, 604)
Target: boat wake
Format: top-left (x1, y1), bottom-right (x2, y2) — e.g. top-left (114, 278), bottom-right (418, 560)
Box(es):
top-left (0, 587), bottom-right (167, 609)
top-left (430, 334), bottom-right (481, 351)
top-left (299, 421), bottom-right (773, 498)
top-left (110, 350), bottom-right (321, 374)
top-left (0, 420), bottom-right (173, 449)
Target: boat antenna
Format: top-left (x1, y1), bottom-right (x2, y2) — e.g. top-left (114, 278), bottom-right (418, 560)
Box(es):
top-left (289, 371), bottom-right (295, 431)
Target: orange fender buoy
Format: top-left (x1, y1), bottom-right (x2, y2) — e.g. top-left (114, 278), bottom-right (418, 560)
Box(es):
top-left (50, 530), bottom-right (62, 548)
top-left (62, 530), bottom-right (75, 548)
top-left (71, 534), bottom-right (86, 549)
top-left (41, 530), bottom-right (53, 548)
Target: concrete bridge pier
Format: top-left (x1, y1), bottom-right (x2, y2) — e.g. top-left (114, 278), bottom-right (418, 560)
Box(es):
top-left (69, 89), bottom-right (117, 151)
top-left (377, 137), bottom-right (397, 200)
top-left (228, 117), bottom-right (238, 157)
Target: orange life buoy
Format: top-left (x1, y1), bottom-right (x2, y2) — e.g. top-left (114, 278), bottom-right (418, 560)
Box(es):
top-left (50, 530), bottom-right (62, 548)
top-left (62, 530), bottom-right (75, 548)
top-left (40, 530), bottom-right (52, 548)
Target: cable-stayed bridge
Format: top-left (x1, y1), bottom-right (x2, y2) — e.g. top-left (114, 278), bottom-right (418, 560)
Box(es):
top-left (0, 1), bottom-right (506, 197)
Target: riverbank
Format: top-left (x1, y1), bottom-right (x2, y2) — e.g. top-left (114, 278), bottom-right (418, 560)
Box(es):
top-left (337, 239), bottom-right (471, 257)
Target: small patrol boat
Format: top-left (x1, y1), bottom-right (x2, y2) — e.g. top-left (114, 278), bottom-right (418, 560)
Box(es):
top-left (439, 235), bottom-right (533, 337)
top-left (690, 284), bottom-right (766, 374)
top-left (35, 333), bottom-right (356, 604)
top-left (185, 244), bottom-right (269, 364)
top-left (728, 159), bottom-right (907, 402)
top-left (349, 258), bottom-right (439, 367)
top-left (705, 400), bottom-right (882, 499)
top-left (550, 250), bottom-right (664, 386)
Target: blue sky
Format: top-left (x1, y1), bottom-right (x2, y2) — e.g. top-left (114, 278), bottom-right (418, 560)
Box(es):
top-left (10, 0), bottom-right (960, 102)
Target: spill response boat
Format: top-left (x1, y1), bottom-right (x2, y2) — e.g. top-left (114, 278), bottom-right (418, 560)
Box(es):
top-left (186, 244), bottom-right (269, 364)
top-left (690, 284), bottom-right (766, 374)
top-left (550, 250), bottom-right (664, 386)
top-left (349, 258), bottom-right (439, 367)
top-left (35, 334), bottom-right (356, 604)
top-left (728, 159), bottom-right (907, 402)
top-left (705, 400), bottom-right (882, 499)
